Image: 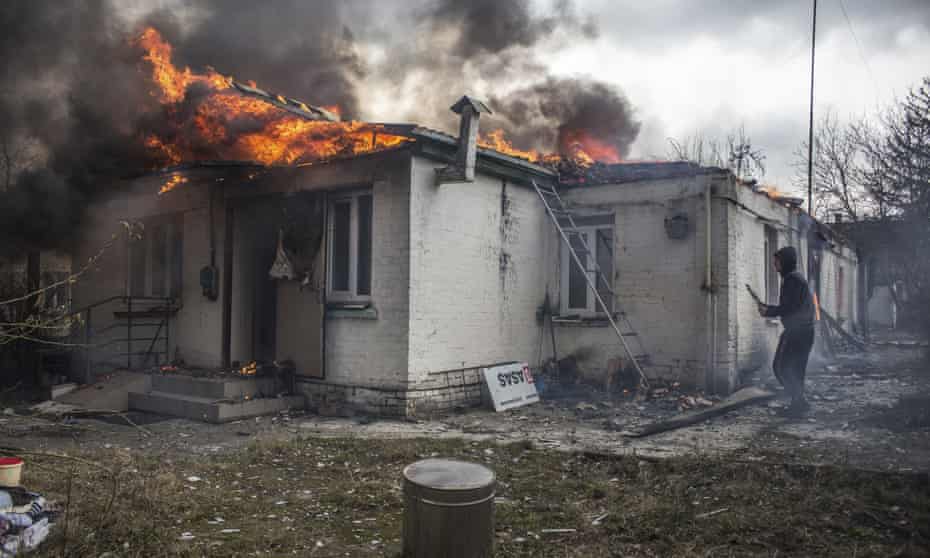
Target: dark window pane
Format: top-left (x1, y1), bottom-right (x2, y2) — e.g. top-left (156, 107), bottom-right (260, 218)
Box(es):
top-left (568, 233), bottom-right (588, 310)
top-left (151, 224), bottom-right (167, 297)
top-left (596, 228), bottom-right (613, 312)
top-left (331, 201), bottom-right (351, 291)
top-left (356, 194), bottom-right (373, 296)
top-left (171, 221), bottom-right (183, 298)
top-left (130, 236), bottom-right (147, 297)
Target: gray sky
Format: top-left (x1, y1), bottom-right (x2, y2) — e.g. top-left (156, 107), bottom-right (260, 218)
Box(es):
top-left (542, 0), bottom-right (930, 192)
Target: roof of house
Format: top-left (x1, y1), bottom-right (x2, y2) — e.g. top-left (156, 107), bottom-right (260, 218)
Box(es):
top-left (230, 80), bottom-right (339, 122)
top-left (378, 123), bottom-right (557, 178)
top-left (559, 161), bottom-right (724, 187)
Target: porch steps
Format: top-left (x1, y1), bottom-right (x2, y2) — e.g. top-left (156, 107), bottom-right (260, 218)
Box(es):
top-left (128, 374), bottom-right (304, 423)
top-left (150, 374), bottom-right (278, 400)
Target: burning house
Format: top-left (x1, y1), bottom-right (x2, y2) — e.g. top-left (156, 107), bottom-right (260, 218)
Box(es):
top-left (64, 28), bottom-right (862, 419)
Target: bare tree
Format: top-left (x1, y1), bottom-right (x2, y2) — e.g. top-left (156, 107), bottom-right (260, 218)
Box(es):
top-left (794, 110), bottom-right (879, 222)
top-left (668, 134), bottom-right (726, 168)
top-left (668, 125), bottom-right (765, 181)
top-left (866, 79), bottom-right (930, 218)
top-left (855, 78), bottom-right (930, 342)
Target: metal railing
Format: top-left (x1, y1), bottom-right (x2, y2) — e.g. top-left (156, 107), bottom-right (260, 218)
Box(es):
top-left (67, 295), bottom-right (177, 380)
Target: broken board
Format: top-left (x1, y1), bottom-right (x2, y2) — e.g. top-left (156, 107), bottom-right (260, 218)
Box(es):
top-left (622, 386), bottom-right (775, 438)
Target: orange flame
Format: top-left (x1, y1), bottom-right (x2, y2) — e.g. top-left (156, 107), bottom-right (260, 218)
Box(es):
top-left (756, 184), bottom-right (783, 200)
top-left (136, 26), bottom-right (625, 186)
top-left (561, 130), bottom-right (621, 164)
top-left (477, 129), bottom-right (605, 167)
top-left (478, 129), bottom-right (544, 162)
top-left (159, 173), bottom-right (188, 195)
top-left (136, 28), bottom-right (410, 170)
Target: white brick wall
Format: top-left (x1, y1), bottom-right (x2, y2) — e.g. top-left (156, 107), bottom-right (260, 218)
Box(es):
top-left (406, 156), bottom-right (549, 380)
top-left (175, 203), bottom-right (225, 368)
top-left (323, 174), bottom-right (412, 388)
top-left (727, 181), bottom-right (860, 384)
top-left (72, 179), bottom-right (226, 371)
top-left (552, 175), bottom-right (721, 388)
top-left (74, 159), bottom-right (861, 404)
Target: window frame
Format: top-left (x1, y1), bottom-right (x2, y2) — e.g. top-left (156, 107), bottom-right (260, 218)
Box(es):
top-left (127, 215), bottom-right (183, 299)
top-left (326, 189), bottom-right (374, 304)
top-left (837, 265), bottom-right (845, 318)
top-left (763, 225), bottom-right (779, 305)
top-left (559, 223), bottom-right (614, 316)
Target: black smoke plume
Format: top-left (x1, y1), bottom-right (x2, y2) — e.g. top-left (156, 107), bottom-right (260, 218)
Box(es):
top-left (488, 77), bottom-right (641, 159)
top-left (0, 0), bottom-right (639, 256)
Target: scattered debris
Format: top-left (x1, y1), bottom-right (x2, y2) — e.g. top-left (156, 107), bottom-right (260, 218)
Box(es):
top-left (28, 401), bottom-right (121, 419)
top-left (696, 507), bottom-right (730, 520)
top-left (0, 468), bottom-right (59, 555)
top-left (623, 387), bottom-right (775, 438)
top-left (603, 418), bottom-right (625, 432)
top-left (574, 402), bottom-right (597, 413)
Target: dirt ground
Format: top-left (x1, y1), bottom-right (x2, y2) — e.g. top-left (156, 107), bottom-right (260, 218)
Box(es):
top-left (2, 341), bottom-right (929, 556)
top-left (4, 343), bottom-right (928, 472)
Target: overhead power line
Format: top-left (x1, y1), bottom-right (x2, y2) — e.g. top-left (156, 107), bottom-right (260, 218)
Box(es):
top-left (837, 0), bottom-right (881, 102)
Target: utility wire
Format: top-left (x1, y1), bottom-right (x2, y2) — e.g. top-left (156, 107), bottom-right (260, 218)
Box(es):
top-left (837, 0), bottom-right (882, 102)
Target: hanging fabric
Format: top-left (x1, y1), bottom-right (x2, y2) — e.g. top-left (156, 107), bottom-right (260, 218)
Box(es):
top-left (268, 229), bottom-right (296, 280)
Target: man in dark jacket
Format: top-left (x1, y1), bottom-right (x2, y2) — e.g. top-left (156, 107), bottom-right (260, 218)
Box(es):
top-left (757, 246), bottom-right (815, 415)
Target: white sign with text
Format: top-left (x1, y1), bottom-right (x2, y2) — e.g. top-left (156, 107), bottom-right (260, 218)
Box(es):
top-left (483, 362), bottom-right (539, 412)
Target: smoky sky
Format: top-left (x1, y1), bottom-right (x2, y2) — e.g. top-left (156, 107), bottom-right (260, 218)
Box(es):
top-left (0, 0), bottom-right (642, 257)
top-left (425, 0), bottom-right (597, 57)
top-left (488, 78), bottom-right (640, 157)
top-left (143, 0), bottom-right (366, 118)
top-left (5, 0), bottom-right (924, 254)
top-left (0, 0), bottom-right (156, 255)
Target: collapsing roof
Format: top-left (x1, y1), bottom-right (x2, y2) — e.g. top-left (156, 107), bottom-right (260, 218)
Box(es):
top-left (560, 161), bottom-right (723, 186)
top-left (230, 81), bottom-right (339, 122)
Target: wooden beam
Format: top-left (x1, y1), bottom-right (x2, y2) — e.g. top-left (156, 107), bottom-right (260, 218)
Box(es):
top-left (623, 387), bottom-right (775, 438)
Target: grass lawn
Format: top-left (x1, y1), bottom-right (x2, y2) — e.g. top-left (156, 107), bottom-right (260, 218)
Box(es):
top-left (14, 436), bottom-right (930, 557)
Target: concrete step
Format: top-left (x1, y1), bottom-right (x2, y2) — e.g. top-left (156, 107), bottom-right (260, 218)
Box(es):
top-left (151, 374), bottom-right (279, 399)
top-left (128, 390), bottom-right (304, 423)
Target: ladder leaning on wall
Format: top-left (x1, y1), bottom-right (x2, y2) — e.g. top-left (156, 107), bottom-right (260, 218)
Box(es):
top-left (531, 179), bottom-right (650, 389)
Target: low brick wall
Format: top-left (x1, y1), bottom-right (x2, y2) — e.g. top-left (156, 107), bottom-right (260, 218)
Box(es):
top-left (297, 366), bottom-right (486, 418)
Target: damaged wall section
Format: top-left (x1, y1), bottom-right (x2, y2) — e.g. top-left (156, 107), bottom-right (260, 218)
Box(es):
top-left (549, 174), bottom-right (723, 390)
top-left (71, 174), bottom-right (229, 375)
top-left (405, 154), bottom-right (550, 409)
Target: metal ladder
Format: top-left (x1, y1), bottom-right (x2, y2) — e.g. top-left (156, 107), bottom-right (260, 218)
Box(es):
top-left (532, 179), bottom-right (649, 388)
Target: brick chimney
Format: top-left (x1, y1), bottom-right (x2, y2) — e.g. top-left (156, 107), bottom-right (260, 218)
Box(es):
top-left (437, 96), bottom-right (492, 183)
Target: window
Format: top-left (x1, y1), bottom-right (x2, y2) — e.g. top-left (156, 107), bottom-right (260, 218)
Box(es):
top-left (560, 222), bottom-right (614, 315)
top-left (764, 225), bottom-right (779, 305)
top-left (328, 191), bottom-right (373, 301)
top-left (128, 216), bottom-right (183, 298)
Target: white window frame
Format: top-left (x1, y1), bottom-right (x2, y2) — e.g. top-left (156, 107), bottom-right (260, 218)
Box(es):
top-left (127, 217), bottom-right (181, 299)
top-left (560, 224), bottom-right (614, 316)
top-left (327, 189), bottom-right (373, 303)
top-left (763, 225), bottom-right (779, 305)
